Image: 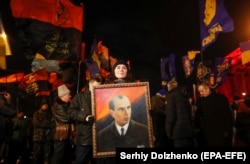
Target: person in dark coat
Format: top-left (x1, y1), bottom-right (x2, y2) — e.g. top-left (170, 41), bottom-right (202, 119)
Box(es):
top-left (150, 89), bottom-right (168, 147)
top-left (234, 95), bottom-right (250, 147)
top-left (6, 111), bottom-right (30, 164)
top-left (195, 82), bottom-right (234, 147)
top-left (165, 78), bottom-right (194, 147)
top-left (97, 95), bottom-right (149, 152)
top-left (32, 97), bottom-right (53, 164)
top-left (51, 84), bottom-right (72, 164)
top-left (68, 75), bottom-right (102, 164)
top-left (0, 90), bottom-right (16, 162)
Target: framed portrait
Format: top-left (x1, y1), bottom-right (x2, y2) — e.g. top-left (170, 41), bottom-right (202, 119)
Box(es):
top-left (92, 82), bottom-right (154, 158)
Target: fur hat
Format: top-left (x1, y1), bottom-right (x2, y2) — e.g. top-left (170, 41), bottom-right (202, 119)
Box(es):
top-left (112, 60), bottom-right (129, 73)
top-left (167, 78), bottom-right (178, 91)
top-left (58, 84), bottom-right (70, 97)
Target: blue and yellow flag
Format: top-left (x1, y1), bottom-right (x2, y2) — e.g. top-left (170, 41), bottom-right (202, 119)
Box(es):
top-left (182, 55), bottom-right (194, 78)
top-left (199, 0), bottom-right (234, 52)
top-left (239, 41), bottom-right (250, 65)
top-left (214, 57), bottom-right (231, 88)
top-left (160, 54), bottom-right (177, 82)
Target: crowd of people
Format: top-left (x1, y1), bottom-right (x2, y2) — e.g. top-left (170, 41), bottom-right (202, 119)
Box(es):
top-left (0, 59), bottom-right (249, 164)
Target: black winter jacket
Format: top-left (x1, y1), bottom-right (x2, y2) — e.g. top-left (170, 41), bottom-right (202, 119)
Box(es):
top-left (52, 98), bottom-right (71, 124)
top-left (68, 89), bottom-right (93, 145)
top-left (165, 87), bottom-right (193, 140)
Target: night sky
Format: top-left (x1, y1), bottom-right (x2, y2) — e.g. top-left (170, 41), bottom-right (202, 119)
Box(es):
top-left (76, 0), bottom-right (250, 94)
top-left (1, 0), bottom-right (250, 95)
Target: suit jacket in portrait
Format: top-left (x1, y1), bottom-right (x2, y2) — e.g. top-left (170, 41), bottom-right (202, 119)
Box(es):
top-left (97, 120), bottom-right (150, 152)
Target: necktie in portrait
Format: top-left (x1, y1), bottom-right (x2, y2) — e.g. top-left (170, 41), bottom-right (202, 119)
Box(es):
top-left (121, 127), bottom-right (125, 136)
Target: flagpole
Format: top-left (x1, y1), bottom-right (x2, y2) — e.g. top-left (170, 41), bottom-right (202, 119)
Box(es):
top-left (200, 52), bottom-right (204, 82)
top-left (76, 4), bottom-right (85, 94)
top-left (76, 61), bottom-right (81, 94)
top-left (193, 83), bottom-right (197, 105)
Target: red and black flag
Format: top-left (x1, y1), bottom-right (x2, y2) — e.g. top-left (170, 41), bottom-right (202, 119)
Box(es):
top-left (10, 0), bottom-right (84, 70)
top-left (0, 70), bottom-right (24, 84)
top-left (18, 68), bottom-right (51, 96)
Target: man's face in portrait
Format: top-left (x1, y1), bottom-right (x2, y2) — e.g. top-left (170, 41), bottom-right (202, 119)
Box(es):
top-left (110, 96), bottom-right (132, 126)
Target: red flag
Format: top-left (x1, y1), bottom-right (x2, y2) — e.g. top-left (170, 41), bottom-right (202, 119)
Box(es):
top-left (18, 68), bottom-right (50, 96)
top-left (11, 0), bottom-right (84, 31)
top-left (0, 72), bottom-right (24, 84)
top-left (11, 0), bottom-right (84, 64)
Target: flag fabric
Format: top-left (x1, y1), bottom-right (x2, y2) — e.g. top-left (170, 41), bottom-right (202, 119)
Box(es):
top-left (239, 41), bottom-right (250, 65)
top-left (160, 57), bottom-right (170, 82)
top-left (196, 61), bottom-right (212, 82)
top-left (18, 68), bottom-right (51, 96)
top-left (0, 69), bottom-right (24, 97)
top-left (215, 57), bottom-right (231, 75)
top-left (196, 57), bottom-right (231, 89)
top-left (85, 59), bottom-right (101, 77)
top-left (214, 57), bottom-right (231, 88)
top-left (182, 51), bottom-right (200, 78)
top-left (91, 40), bottom-right (110, 72)
top-left (97, 41), bottom-right (110, 72)
top-left (0, 18), bottom-right (12, 56)
top-left (0, 71), bottom-right (24, 84)
top-left (160, 54), bottom-right (177, 82)
top-left (182, 55), bottom-right (195, 78)
top-left (199, 0), bottom-right (234, 52)
top-left (188, 51), bottom-right (200, 60)
top-left (168, 54), bottom-right (177, 79)
top-left (10, 0), bottom-right (84, 31)
top-left (31, 54), bottom-right (61, 73)
top-left (91, 38), bottom-right (101, 69)
top-left (14, 20), bottom-right (82, 61)
top-left (11, 0), bottom-right (84, 77)
top-left (90, 39), bottom-right (110, 78)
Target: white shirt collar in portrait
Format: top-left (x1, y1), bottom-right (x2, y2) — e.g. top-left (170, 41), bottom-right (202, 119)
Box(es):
top-left (115, 123), bottom-right (129, 136)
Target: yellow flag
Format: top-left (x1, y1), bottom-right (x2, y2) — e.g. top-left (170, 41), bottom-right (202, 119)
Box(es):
top-left (188, 51), bottom-right (200, 60)
top-left (240, 42), bottom-right (250, 65)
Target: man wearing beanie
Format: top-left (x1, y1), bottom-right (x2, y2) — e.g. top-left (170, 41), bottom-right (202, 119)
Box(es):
top-left (57, 84), bottom-right (71, 97)
top-left (165, 78), bottom-right (194, 147)
top-left (51, 84), bottom-right (72, 164)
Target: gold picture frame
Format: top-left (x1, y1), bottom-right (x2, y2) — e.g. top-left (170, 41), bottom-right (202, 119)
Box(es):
top-left (92, 82), bottom-right (154, 158)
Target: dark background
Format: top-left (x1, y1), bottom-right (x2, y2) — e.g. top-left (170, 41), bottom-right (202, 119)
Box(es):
top-left (1, 0), bottom-right (250, 95)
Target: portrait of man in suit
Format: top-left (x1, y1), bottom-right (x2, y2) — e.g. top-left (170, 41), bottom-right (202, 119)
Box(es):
top-left (97, 95), bottom-right (150, 152)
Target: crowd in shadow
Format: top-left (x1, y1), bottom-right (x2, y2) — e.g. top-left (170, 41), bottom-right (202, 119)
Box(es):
top-left (151, 87), bottom-right (250, 148)
top-left (1, 60), bottom-right (250, 164)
